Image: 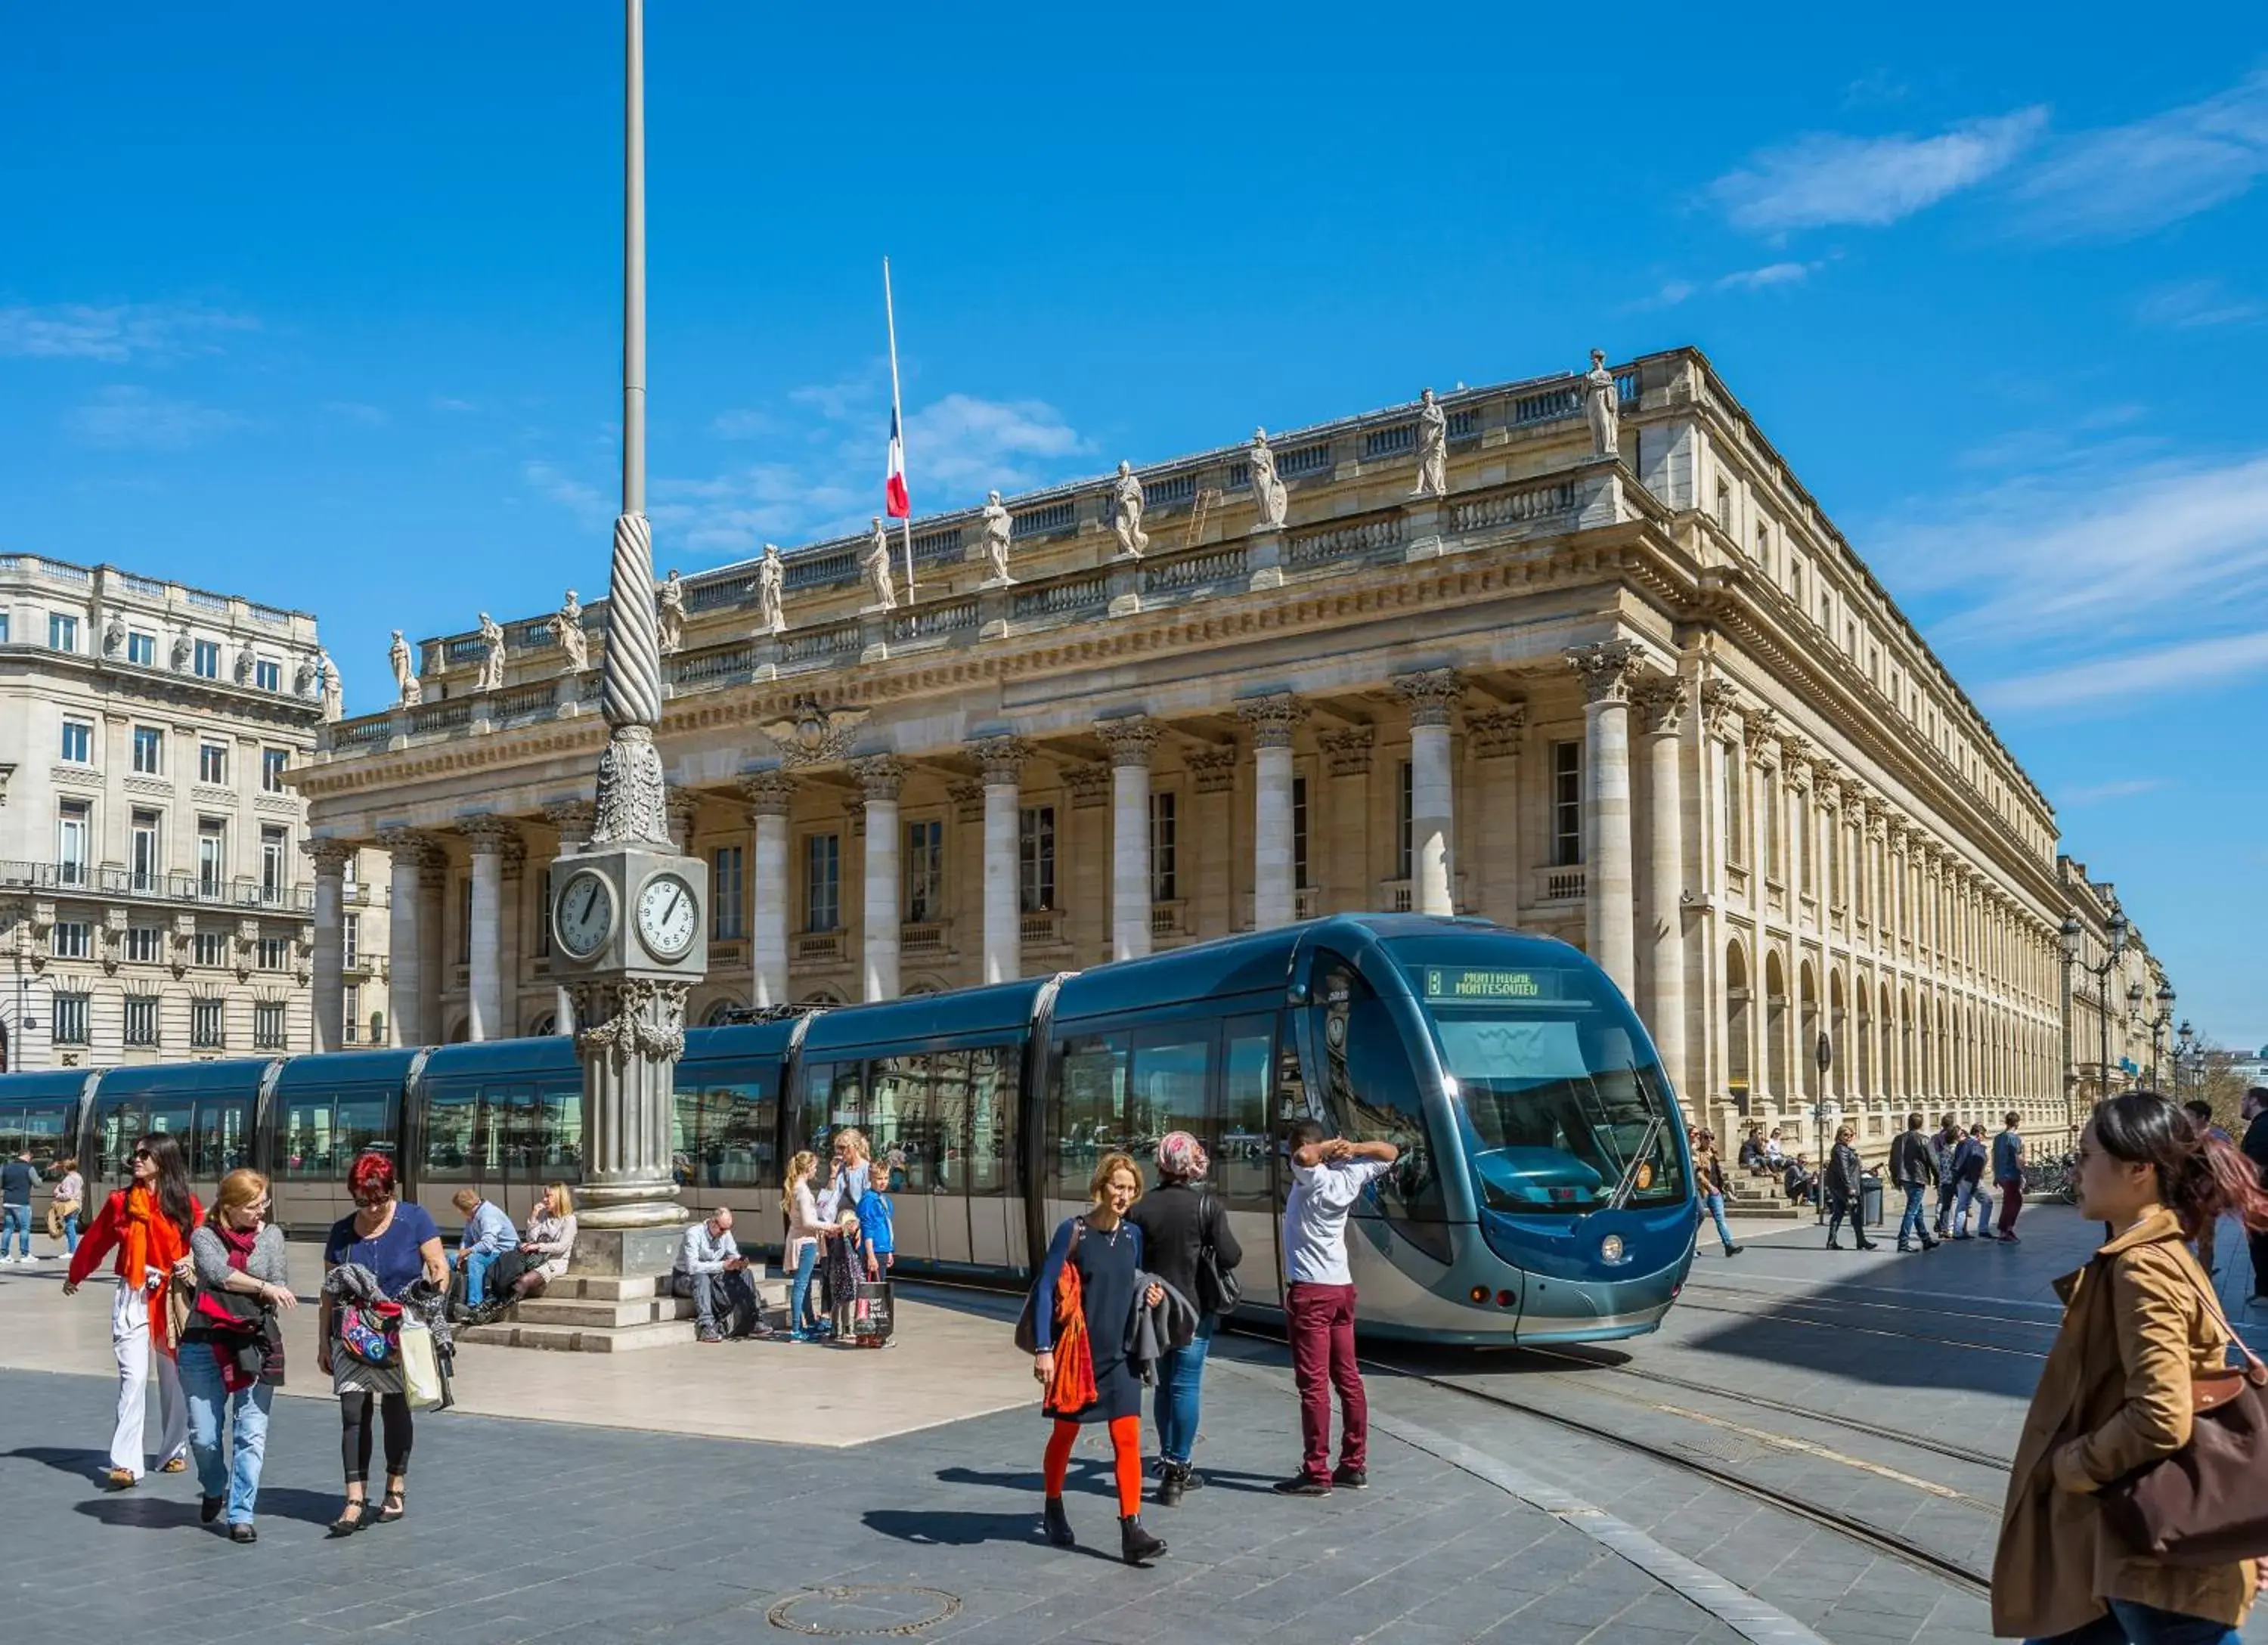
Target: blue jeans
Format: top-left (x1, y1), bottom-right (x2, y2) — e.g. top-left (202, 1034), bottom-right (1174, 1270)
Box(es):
top-left (178, 1341), bottom-right (273, 1526)
top-left (62, 1209), bottom-right (80, 1254)
top-left (460, 1247), bottom-right (498, 1307)
top-left (2028, 1598), bottom-right (2243, 1644)
top-left (1154, 1314), bottom-right (1215, 1465)
top-left (1702, 1192), bottom-right (1735, 1253)
top-left (789, 1241), bottom-right (819, 1333)
top-left (1898, 1184), bottom-right (1931, 1247)
top-left (0, 1204), bottom-right (29, 1258)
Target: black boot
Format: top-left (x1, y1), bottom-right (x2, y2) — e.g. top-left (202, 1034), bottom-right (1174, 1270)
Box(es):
top-left (1825, 1239), bottom-right (1844, 1250)
top-left (1120, 1515), bottom-right (1167, 1566)
top-left (1156, 1463), bottom-right (1185, 1508)
top-left (1041, 1496), bottom-right (1074, 1548)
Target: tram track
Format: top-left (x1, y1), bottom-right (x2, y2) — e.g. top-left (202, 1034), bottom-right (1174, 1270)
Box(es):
top-left (1367, 1355), bottom-right (1995, 1601)
top-left (1668, 1290), bottom-right (2053, 1359)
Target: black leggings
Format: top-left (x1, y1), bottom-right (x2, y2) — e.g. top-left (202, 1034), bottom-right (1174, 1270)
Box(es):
top-left (339, 1391), bottom-right (413, 1486)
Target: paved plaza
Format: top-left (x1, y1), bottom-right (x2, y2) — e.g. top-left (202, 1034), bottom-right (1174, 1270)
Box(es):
top-left (5, 1206), bottom-right (2268, 1644)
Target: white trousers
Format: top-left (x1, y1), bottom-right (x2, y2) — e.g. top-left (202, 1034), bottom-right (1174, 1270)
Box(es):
top-left (110, 1283), bottom-right (187, 1477)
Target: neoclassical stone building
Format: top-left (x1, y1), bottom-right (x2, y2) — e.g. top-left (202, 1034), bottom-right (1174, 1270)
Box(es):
top-left (299, 347), bottom-right (2083, 1153)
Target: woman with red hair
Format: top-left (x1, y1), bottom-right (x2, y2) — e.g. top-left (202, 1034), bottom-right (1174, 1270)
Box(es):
top-left (317, 1151), bottom-right (442, 1535)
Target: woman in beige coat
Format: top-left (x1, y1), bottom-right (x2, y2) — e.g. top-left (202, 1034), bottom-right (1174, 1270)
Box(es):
top-left (1993, 1091), bottom-right (2268, 1643)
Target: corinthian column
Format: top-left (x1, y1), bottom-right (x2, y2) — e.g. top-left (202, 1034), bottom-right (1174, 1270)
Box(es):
top-left (854, 755), bottom-right (903, 1002)
top-left (971, 735), bottom-right (1029, 984)
top-left (378, 830), bottom-right (426, 1047)
top-left (1633, 674), bottom-right (1689, 1096)
top-left (460, 816), bottom-right (519, 1042)
top-left (740, 771), bottom-right (794, 1007)
top-left (1238, 692), bottom-right (1306, 931)
top-left (1566, 640), bottom-right (1642, 998)
top-left (303, 838), bottom-right (357, 1055)
top-left (1395, 669), bottom-right (1462, 917)
top-left (1097, 714), bottom-right (1160, 961)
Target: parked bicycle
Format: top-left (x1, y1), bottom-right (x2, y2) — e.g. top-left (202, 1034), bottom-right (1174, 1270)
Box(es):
top-left (2021, 1151), bottom-right (2078, 1204)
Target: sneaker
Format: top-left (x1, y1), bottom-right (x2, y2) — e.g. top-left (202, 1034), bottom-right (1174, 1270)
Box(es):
top-left (1999, 1232), bottom-right (2020, 1244)
top-left (697, 1327), bottom-right (725, 1344)
top-left (1331, 1465), bottom-right (1369, 1491)
top-left (160, 1456), bottom-right (188, 1474)
top-left (1724, 1244), bottom-right (1743, 1257)
top-left (1272, 1475), bottom-right (1331, 1497)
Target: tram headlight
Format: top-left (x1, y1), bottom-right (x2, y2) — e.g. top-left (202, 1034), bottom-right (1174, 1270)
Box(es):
top-left (1599, 1234), bottom-right (1628, 1266)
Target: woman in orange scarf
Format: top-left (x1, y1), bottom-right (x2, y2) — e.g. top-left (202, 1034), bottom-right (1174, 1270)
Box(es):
top-left (64, 1133), bottom-right (203, 1489)
top-left (1029, 1152), bottom-right (1167, 1566)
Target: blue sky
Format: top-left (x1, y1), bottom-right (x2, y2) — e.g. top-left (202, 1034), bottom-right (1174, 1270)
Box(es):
top-left (5, 5), bottom-right (2265, 1049)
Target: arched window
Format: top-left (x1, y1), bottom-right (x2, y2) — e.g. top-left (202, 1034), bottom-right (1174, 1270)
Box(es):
top-left (1724, 942), bottom-right (1752, 1112)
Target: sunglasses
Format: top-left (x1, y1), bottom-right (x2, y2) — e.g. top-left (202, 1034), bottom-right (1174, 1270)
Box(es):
top-left (132, 1148), bottom-right (155, 1161)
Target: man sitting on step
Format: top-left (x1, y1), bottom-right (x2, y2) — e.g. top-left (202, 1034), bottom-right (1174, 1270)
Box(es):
top-left (672, 1207), bottom-right (765, 1343)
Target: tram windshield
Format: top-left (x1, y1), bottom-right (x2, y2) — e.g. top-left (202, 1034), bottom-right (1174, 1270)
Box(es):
top-left (1390, 944), bottom-right (1681, 1216)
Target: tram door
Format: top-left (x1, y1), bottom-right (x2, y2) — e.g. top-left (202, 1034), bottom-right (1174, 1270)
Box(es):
top-left (1216, 1013), bottom-right (1286, 1306)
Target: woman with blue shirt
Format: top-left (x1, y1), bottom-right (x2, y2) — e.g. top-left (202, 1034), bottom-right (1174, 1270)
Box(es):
top-left (318, 1151), bottom-right (443, 1535)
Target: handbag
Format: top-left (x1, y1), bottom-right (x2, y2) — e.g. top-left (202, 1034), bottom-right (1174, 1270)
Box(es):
top-left (164, 1278), bottom-right (193, 1346)
top-left (336, 1300), bottom-right (403, 1367)
top-left (398, 1321), bottom-right (443, 1410)
top-left (1013, 1219), bottom-right (1083, 1354)
top-left (2102, 1260), bottom-right (2268, 1566)
top-left (850, 1280), bottom-right (894, 1345)
top-left (1194, 1193), bottom-right (1242, 1318)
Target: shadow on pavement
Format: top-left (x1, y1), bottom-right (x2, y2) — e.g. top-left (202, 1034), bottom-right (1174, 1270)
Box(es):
top-left (863, 1507), bottom-right (1126, 1562)
top-left (4, 1443), bottom-right (113, 1480)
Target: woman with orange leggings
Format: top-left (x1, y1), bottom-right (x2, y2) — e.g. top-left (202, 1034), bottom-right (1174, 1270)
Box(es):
top-left (1030, 1151), bottom-right (1167, 1566)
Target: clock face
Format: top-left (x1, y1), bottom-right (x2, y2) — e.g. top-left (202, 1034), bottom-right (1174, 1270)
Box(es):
top-left (553, 869), bottom-right (615, 960)
top-left (636, 872), bottom-right (699, 961)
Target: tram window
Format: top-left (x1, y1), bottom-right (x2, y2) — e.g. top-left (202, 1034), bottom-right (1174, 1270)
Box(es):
top-left (1054, 1032), bottom-right (1129, 1197)
top-left (928, 1051), bottom-right (972, 1195)
top-left (421, 1086), bottom-right (477, 1182)
top-left (284, 1099), bottom-right (334, 1178)
top-left (96, 1102), bottom-right (141, 1182)
top-left (1128, 1026), bottom-right (1211, 1172)
top-left (965, 1044), bottom-right (1016, 1197)
top-left (1217, 1016), bottom-right (1274, 1210)
top-left (795, 1061), bottom-right (863, 1157)
top-left (538, 1085), bottom-right (581, 1173)
top-left (869, 1055), bottom-right (934, 1193)
top-left (336, 1092), bottom-right (395, 1170)
top-left (196, 1097), bottom-right (253, 1179)
top-left (146, 1095), bottom-right (194, 1164)
top-left (677, 1076), bottom-right (772, 1188)
top-left (1310, 965), bottom-right (1446, 1225)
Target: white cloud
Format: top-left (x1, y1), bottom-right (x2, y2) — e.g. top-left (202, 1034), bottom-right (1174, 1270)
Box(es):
top-left (1985, 632), bottom-right (2268, 712)
top-left (522, 460), bottom-right (614, 529)
top-left (903, 392), bottom-right (1087, 496)
top-left (1715, 260), bottom-right (1821, 291)
top-left (2136, 277), bottom-right (2263, 330)
top-left (65, 386), bottom-right (246, 449)
top-left (0, 302), bottom-right (257, 362)
top-left (1710, 106), bottom-right (2049, 231)
top-left (2018, 71), bottom-right (2268, 240)
top-left (2056, 777), bottom-right (2168, 806)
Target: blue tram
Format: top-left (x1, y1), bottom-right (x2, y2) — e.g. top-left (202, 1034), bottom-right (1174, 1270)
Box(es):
top-left (0, 915), bottom-right (1696, 1345)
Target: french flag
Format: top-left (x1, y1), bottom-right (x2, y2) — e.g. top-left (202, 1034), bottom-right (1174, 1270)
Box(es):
top-left (885, 406), bottom-right (910, 519)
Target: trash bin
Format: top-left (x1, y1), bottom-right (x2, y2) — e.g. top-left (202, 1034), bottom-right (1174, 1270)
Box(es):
top-left (1861, 1173), bottom-right (1884, 1228)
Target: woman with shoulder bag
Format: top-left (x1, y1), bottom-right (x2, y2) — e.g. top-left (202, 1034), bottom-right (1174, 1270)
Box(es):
top-left (49, 1154), bottom-right (84, 1254)
top-left (318, 1151), bottom-right (445, 1537)
top-left (1125, 1131), bottom-right (1241, 1506)
top-left (63, 1132), bottom-right (200, 1488)
top-left (1992, 1091), bottom-right (2268, 1643)
top-left (179, 1168), bottom-right (294, 1541)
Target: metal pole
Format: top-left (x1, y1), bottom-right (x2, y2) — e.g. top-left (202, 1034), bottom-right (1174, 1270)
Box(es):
top-left (623, 0), bottom-right (646, 519)
top-left (2059, 948), bottom-right (2074, 1147)
top-left (883, 256), bottom-right (915, 601)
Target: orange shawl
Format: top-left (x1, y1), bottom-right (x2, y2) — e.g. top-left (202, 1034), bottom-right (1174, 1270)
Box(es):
top-left (1043, 1247), bottom-right (1098, 1417)
top-left (122, 1186), bottom-right (194, 1354)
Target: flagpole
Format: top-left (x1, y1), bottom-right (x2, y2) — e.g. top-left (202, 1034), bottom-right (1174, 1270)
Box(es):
top-left (884, 255), bottom-right (915, 602)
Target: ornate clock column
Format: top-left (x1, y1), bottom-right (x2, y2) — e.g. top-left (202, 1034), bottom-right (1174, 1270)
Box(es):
top-left (544, 0), bottom-right (707, 1279)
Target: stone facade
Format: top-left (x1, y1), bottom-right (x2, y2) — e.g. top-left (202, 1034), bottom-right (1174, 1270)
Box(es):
top-left (0, 553), bottom-right (363, 1070)
top-left (301, 348), bottom-right (2106, 1153)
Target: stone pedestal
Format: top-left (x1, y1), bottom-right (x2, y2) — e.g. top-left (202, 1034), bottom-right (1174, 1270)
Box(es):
top-left (1404, 501), bottom-right (1445, 561)
top-left (565, 1223), bottom-right (685, 1281)
top-left (1107, 563), bottom-right (1142, 618)
top-left (1247, 528), bottom-right (1286, 590)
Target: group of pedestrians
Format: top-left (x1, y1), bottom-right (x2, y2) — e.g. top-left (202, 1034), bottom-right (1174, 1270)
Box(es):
top-left (0, 1145), bottom-right (83, 1259)
top-left (1025, 1120), bottom-right (1393, 1566)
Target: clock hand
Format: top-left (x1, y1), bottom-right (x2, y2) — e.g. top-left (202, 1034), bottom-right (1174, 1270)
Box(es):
top-left (666, 886), bottom-right (684, 926)
top-left (575, 881), bottom-right (597, 923)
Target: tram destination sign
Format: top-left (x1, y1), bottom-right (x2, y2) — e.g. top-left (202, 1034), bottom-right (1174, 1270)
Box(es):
top-left (1420, 965), bottom-right (1563, 1003)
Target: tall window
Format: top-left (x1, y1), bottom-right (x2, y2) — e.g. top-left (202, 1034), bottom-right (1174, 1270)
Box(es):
top-left (457, 878), bottom-right (472, 963)
top-left (904, 822), bottom-right (942, 923)
top-left (53, 993), bottom-right (90, 1046)
top-left (194, 931), bottom-right (225, 967)
top-left (192, 999), bottom-right (226, 1049)
top-left (49, 612), bottom-right (79, 652)
top-left (1723, 741), bottom-right (1746, 866)
top-left (1018, 806), bottom-right (1055, 913)
top-left (1395, 761), bottom-right (1414, 880)
top-left (344, 984), bottom-right (361, 1042)
top-left (344, 915), bottom-right (360, 969)
top-left (534, 869), bottom-right (551, 959)
top-left (711, 844), bottom-right (745, 940)
top-left (126, 927), bottom-right (162, 965)
top-left (133, 726), bottom-right (165, 774)
top-left (254, 659), bottom-right (281, 693)
top-left (59, 718), bottom-right (91, 764)
top-left (262, 748), bottom-right (288, 793)
top-left (0, 612), bottom-right (9, 642)
top-left (258, 937), bottom-right (288, 971)
top-left (193, 640), bottom-right (220, 679)
top-left (1551, 741), bottom-right (1583, 867)
top-left (1765, 772), bottom-right (1783, 882)
top-left (253, 1002), bottom-right (286, 1049)
top-left (197, 819), bottom-right (226, 895)
top-left (127, 630), bottom-right (155, 667)
top-left (805, 834), bottom-right (840, 932)
top-left (57, 801), bottom-right (91, 886)
top-left (260, 826), bottom-right (288, 901)
top-left (131, 810), bottom-right (160, 891)
top-left (1148, 794), bottom-right (1176, 903)
top-left (199, 742), bottom-right (228, 784)
top-left (51, 921), bottom-right (91, 959)
top-left (1293, 776), bottom-right (1310, 891)
top-left (124, 997), bottom-right (160, 1048)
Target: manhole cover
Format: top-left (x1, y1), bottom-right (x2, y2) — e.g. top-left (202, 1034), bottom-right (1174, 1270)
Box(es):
top-left (767, 1586), bottom-right (963, 1638)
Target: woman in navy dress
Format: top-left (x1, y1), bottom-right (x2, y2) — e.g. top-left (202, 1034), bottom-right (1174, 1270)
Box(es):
top-left (1030, 1151), bottom-right (1167, 1566)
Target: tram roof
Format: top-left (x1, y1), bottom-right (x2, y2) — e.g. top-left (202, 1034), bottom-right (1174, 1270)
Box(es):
top-left (0, 1068), bottom-right (99, 1102)
top-left (417, 1036), bottom-right (581, 1081)
top-left (797, 977), bottom-right (1055, 1056)
top-left (683, 1017), bottom-right (805, 1064)
top-left (93, 1056), bottom-right (280, 1097)
top-left (270, 1048), bottom-right (423, 1094)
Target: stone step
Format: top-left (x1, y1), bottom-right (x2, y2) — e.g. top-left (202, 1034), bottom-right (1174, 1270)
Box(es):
top-left (514, 1294), bottom-right (696, 1330)
top-left (458, 1316), bottom-right (697, 1353)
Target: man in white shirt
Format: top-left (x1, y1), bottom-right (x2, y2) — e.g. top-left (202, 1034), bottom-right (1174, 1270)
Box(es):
top-left (671, 1207), bottom-right (763, 1343)
top-left (1273, 1120), bottom-right (1399, 1496)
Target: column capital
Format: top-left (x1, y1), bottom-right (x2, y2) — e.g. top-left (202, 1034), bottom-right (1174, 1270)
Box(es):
top-left (1064, 764), bottom-right (1111, 809)
top-left (1185, 745), bottom-right (1238, 794)
top-left (947, 779), bottom-right (986, 823)
top-left (666, 792), bottom-right (701, 829)
top-left (376, 824), bottom-right (437, 861)
top-left (1235, 691), bottom-right (1306, 749)
top-left (541, 798), bottom-right (596, 838)
top-left (301, 838), bottom-right (358, 875)
top-left (1318, 725), bottom-right (1374, 776)
top-left (1393, 668), bottom-right (1464, 728)
top-left (1094, 714), bottom-right (1162, 769)
top-left (1740, 706), bottom-right (1782, 766)
top-left (1631, 672), bottom-right (1689, 737)
top-left (1698, 676), bottom-right (1744, 737)
top-left (458, 814), bottom-right (522, 857)
top-left (739, 769), bottom-right (795, 816)
top-left (1566, 640), bottom-right (1648, 706)
top-left (968, 733), bottom-right (1033, 787)
top-left (852, 753), bottom-right (905, 802)
top-left (1467, 704), bottom-right (1527, 761)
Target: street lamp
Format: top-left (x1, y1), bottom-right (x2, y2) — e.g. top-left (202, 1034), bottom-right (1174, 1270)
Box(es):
top-left (2145, 982), bottom-right (2176, 1090)
top-left (2175, 1018), bottom-right (2196, 1101)
top-left (2062, 906), bottom-right (2127, 1128)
